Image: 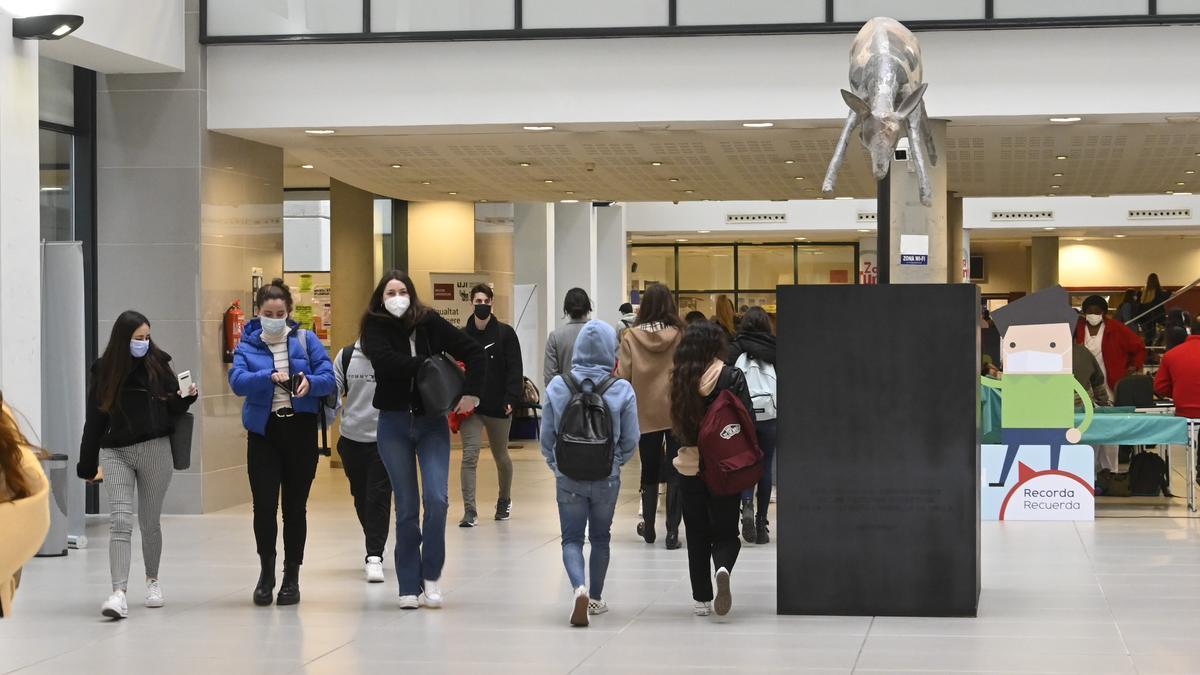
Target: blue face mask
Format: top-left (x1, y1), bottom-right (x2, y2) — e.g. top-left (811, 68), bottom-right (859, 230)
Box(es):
top-left (260, 316), bottom-right (288, 336)
top-left (130, 339), bottom-right (150, 358)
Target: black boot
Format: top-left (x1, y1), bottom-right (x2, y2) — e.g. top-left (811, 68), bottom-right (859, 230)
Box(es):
top-left (664, 481), bottom-right (683, 550)
top-left (740, 498), bottom-right (756, 544)
top-left (276, 562), bottom-right (301, 606)
top-left (756, 512), bottom-right (770, 545)
top-left (637, 483), bottom-right (658, 544)
top-left (253, 554), bottom-right (276, 606)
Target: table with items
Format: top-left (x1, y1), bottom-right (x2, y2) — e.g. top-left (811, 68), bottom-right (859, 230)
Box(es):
top-left (981, 383), bottom-right (1195, 511)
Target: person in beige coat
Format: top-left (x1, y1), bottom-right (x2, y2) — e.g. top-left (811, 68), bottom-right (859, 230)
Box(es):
top-left (0, 395), bottom-right (51, 618)
top-left (617, 283), bottom-right (684, 549)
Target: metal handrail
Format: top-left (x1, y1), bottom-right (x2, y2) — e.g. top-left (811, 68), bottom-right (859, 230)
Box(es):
top-left (1124, 275), bottom-right (1200, 327)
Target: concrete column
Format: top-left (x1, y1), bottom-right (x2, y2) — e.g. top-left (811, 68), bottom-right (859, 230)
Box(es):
top-left (594, 204), bottom-right (627, 325)
top-left (407, 201), bottom-right (475, 300)
top-left (947, 194), bottom-right (965, 283)
top-left (330, 179), bottom-right (375, 351)
top-left (554, 202), bottom-right (597, 329)
top-left (888, 119), bottom-right (948, 283)
top-left (1030, 236), bottom-right (1060, 291)
top-left (514, 203), bottom-right (554, 387)
top-left (858, 237), bottom-right (878, 285)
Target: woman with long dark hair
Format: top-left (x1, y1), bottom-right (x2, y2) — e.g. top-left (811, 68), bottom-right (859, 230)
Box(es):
top-left (1, 392), bottom-right (50, 618)
top-left (78, 310), bottom-right (198, 619)
top-left (360, 271), bottom-right (486, 609)
top-left (727, 306), bottom-right (777, 545)
top-left (230, 280), bottom-right (335, 607)
top-left (670, 321), bottom-right (754, 617)
top-left (713, 295), bottom-right (737, 338)
top-left (617, 283), bottom-right (683, 548)
top-left (1138, 273), bottom-right (1171, 344)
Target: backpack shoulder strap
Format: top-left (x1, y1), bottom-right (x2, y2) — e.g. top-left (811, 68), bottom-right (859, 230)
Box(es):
top-left (339, 343), bottom-right (355, 396)
top-left (594, 376), bottom-right (617, 397)
top-left (562, 372), bottom-right (580, 395)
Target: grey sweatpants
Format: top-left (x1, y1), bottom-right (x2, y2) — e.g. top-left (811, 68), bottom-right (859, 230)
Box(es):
top-left (459, 414), bottom-right (513, 513)
top-left (99, 437), bottom-right (173, 592)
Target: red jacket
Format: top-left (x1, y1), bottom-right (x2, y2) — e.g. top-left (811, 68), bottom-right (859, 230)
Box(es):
top-left (1155, 335), bottom-right (1200, 419)
top-left (1074, 317), bottom-right (1146, 391)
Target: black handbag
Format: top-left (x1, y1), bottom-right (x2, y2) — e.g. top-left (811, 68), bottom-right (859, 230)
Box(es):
top-left (415, 329), bottom-right (465, 415)
top-left (169, 412), bottom-right (194, 470)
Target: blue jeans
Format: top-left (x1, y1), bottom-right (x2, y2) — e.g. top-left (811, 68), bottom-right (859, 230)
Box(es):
top-left (740, 419), bottom-right (777, 516)
top-left (377, 410), bottom-right (451, 596)
top-left (556, 475), bottom-right (620, 600)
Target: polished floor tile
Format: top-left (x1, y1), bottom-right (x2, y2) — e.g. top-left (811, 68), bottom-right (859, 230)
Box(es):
top-left (4, 442), bottom-right (1200, 674)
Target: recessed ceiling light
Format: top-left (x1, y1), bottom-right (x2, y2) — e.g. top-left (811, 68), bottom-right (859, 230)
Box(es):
top-left (684, 190), bottom-right (695, 194)
top-left (698, 230), bottom-right (711, 234)
top-left (523, 125), bottom-right (554, 131)
top-left (1074, 237), bottom-right (1085, 242)
top-left (835, 196), bottom-right (854, 200)
top-left (857, 229), bottom-right (872, 233)
top-left (794, 236), bottom-right (807, 241)
top-left (1114, 234), bottom-right (1126, 238)
top-left (480, 199), bottom-right (489, 203)
top-left (447, 192), bottom-right (458, 196)
top-left (1053, 172), bottom-right (1064, 177)
top-left (1050, 116), bottom-right (1082, 123)
top-left (1166, 190), bottom-right (1175, 194)
top-left (40, 186), bottom-right (63, 192)
top-left (304, 129), bottom-right (335, 135)
top-left (1187, 170), bottom-right (1197, 175)
top-left (300, 164), bottom-right (314, 169)
top-left (1177, 191), bottom-right (1194, 195)
top-left (742, 122), bottom-right (774, 128)
top-left (784, 160), bottom-right (796, 164)
top-left (668, 178), bottom-right (680, 183)
top-left (1050, 185), bottom-right (1061, 189)
top-left (676, 238), bottom-right (689, 242)
top-left (650, 161), bottom-right (663, 166)
top-left (565, 191), bottom-right (575, 195)
top-left (816, 197), bottom-right (825, 200)
top-left (794, 176), bottom-right (805, 181)
top-left (1047, 193), bottom-right (1057, 197)
top-left (390, 164), bottom-right (402, 169)
top-left (518, 162), bottom-right (532, 167)
top-left (543, 179), bottom-right (555, 184)
top-left (1178, 182), bottom-right (1188, 186)
top-left (1056, 155), bottom-right (1068, 160)
top-left (420, 181), bottom-right (431, 185)
top-left (1043, 227), bottom-right (1057, 231)
top-left (561, 199), bottom-right (579, 203)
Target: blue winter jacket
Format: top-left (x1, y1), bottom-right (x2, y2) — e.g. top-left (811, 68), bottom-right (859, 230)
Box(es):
top-left (229, 319), bottom-right (336, 436)
top-left (541, 320), bottom-right (640, 480)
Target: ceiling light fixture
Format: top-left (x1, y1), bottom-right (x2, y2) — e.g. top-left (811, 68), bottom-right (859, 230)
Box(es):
top-left (565, 191), bottom-right (575, 195)
top-left (794, 176), bottom-right (805, 181)
top-left (1178, 182), bottom-right (1188, 186)
top-left (1053, 172), bottom-right (1064, 177)
top-left (480, 199), bottom-right (489, 203)
top-left (1114, 234), bottom-right (1126, 238)
top-left (1043, 227), bottom-right (1057, 231)
top-left (543, 179), bottom-right (555, 184)
top-left (13, 14), bottom-right (83, 40)
top-left (561, 199), bottom-right (579, 203)
top-left (523, 125), bottom-right (554, 131)
top-left (390, 164), bottom-right (402, 169)
top-left (794, 236), bottom-right (807, 241)
top-left (676, 238), bottom-right (689, 242)
top-left (1187, 170), bottom-right (1197, 175)
top-left (1177, 191), bottom-right (1194, 195)
top-left (300, 164), bottom-right (314, 169)
top-left (518, 162), bottom-right (532, 167)
top-left (857, 229), bottom-right (872, 233)
top-left (1167, 190), bottom-right (1175, 194)
top-left (650, 162), bottom-right (663, 166)
top-left (698, 230), bottom-right (711, 234)
top-left (1047, 193), bottom-right (1057, 197)
top-left (304, 129), bottom-right (335, 135)
top-left (1056, 155), bottom-right (1068, 160)
top-left (784, 160), bottom-right (796, 164)
top-left (684, 190), bottom-right (695, 194)
top-left (668, 178), bottom-right (680, 183)
top-left (447, 192), bottom-right (458, 196)
top-left (1049, 116), bottom-right (1082, 123)
top-left (742, 122), bottom-right (774, 128)
top-left (1050, 185), bottom-right (1061, 189)
top-left (835, 196), bottom-right (854, 200)
top-left (420, 181), bottom-right (431, 185)
top-left (40, 186), bottom-right (64, 192)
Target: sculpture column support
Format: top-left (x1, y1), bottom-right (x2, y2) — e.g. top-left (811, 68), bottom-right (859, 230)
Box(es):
top-left (887, 119), bottom-right (949, 283)
top-left (877, 173), bottom-right (891, 284)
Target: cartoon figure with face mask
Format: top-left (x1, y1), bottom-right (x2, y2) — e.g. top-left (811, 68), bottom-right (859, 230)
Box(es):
top-left (982, 285), bottom-right (1095, 487)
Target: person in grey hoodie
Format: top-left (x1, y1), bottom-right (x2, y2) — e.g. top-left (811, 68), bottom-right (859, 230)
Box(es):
top-left (541, 320), bottom-right (639, 627)
top-left (544, 288), bottom-right (592, 387)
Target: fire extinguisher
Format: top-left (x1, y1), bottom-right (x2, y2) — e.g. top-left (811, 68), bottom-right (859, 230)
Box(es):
top-left (223, 299), bottom-right (245, 364)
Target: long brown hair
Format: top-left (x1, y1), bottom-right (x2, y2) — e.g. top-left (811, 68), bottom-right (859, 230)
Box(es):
top-left (360, 271), bottom-right (430, 334)
top-left (635, 283), bottom-right (682, 328)
top-left (0, 392), bottom-right (41, 501)
top-left (670, 321), bottom-right (727, 446)
top-left (714, 295), bottom-right (736, 335)
top-left (1143, 273), bottom-right (1163, 300)
top-left (95, 311), bottom-right (175, 415)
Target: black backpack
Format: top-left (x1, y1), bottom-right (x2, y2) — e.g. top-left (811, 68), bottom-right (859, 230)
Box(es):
top-left (555, 374), bottom-right (616, 481)
top-left (1128, 451), bottom-right (1170, 497)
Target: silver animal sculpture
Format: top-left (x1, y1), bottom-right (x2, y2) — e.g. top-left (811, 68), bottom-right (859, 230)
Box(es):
top-left (822, 17), bottom-right (938, 207)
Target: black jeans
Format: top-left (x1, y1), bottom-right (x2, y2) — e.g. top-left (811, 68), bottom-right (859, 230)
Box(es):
top-left (638, 430), bottom-right (681, 486)
top-left (680, 475), bottom-right (742, 602)
top-left (247, 414), bottom-right (319, 565)
top-left (338, 436), bottom-right (392, 559)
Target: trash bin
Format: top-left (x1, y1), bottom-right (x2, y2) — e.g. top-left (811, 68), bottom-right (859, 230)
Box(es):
top-left (37, 453), bottom-right (69, 557)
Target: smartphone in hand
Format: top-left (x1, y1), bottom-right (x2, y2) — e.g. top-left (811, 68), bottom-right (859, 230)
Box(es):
top-left (177, 371), bottom-right (193, 397)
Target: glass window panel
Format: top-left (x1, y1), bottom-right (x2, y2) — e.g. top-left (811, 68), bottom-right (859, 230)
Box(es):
top-left (629, 246), bottom-right (676, 296)
top-left (207, 0), bottom-right (363, 36)
top-left (370, 0), bottom-right (514, 31)
top-left (796, 245), bottom-right (856, 285)
top-left (994, 0), bottom-right (1144, 17)
top-left (1159, 0), bottom-right (1200, 13)
top-left (679, 245), bottom-right (734, 291)
top-left (374, 198), bottom-right (394, 280)
top-left (39, 129), bottom-right (73, 242)
top-left (678, 293), bottom-right (721, 320)
top-left (835, 0), bottom-right (985, 22)
top-left (38, 57), bottom-right (74, 127)
top-left (737, 292), bottom-right (778, 321)
top-left (522, 0), bottom-right (669, 29)
top-left (678, 0), bottom-right (824, 25)
top-left (738, 245), bottom-right (794, 290)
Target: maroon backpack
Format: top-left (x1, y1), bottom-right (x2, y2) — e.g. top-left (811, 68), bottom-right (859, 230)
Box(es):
top-left (698, 388), bottom-right (764, 496)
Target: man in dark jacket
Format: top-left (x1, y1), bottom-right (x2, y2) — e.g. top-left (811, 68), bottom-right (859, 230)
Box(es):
top-left (459, 284), bottom-right (524, 526)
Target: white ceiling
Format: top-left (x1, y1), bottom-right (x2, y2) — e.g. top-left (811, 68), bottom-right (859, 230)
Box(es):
top-left (234, 116), bottom-right (1200, 203)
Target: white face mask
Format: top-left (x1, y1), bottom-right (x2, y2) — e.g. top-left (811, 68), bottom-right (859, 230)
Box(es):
top-left (384, 295), bottom-right (410, 319)
top-left (1004, 350), bottom-right (1065, 374)
top-left (260, 316), bottom-right (287, 335)
top-left (1085, 314), bottom-right (1103, 327)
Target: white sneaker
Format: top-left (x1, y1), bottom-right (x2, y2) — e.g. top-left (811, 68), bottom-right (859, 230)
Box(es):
top-left (714, 567), bottom-right (732, 617)
top-left (420, 580), bottom-right (443, 609)
top-left (101, 590), bottom-right (128, 619)
top-left (570, 586), bottom-right (589, 627)
top-left (693, 601), bottom-right (712, 616)
top-left (398, 595), bottom-right (420, 610)
top-left (587, 598), bottom-right (608, 615)
top-left (144, 580), bottom-right (164, 608)
top-left (365, 556), bottom-right (385, 583)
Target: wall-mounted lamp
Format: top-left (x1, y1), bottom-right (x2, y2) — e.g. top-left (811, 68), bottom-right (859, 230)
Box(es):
top-left (13, 14), bottom-right (83, 40)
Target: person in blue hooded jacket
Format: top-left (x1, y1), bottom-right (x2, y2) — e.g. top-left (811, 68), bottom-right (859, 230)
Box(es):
top-left (541, 320), bottom-right (639, 627)
top-left (229, 279), bottom-right (336, 608)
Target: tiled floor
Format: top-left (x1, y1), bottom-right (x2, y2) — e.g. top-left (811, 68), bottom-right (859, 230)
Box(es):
top-left (4, 442), bottom-right (1200, 674)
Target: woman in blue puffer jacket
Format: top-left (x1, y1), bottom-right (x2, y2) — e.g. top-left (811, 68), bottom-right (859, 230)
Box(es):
top-left (541, 320), bottom-right (639, 627)
top-left (229, 279), bottom-right (335, 608)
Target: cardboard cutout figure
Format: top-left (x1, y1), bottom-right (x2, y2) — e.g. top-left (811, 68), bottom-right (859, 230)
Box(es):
top-left (982, 286), bottom-right (1095, 487)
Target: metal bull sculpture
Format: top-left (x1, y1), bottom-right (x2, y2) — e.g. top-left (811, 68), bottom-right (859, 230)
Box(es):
top-left (822, 17), bottom-right (938, 207)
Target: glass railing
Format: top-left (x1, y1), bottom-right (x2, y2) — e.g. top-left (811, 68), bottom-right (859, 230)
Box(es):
top-left (202, 0), bottom-right (1200, 43)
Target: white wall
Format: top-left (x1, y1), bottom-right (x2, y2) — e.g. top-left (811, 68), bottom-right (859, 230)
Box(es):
top-left (208, 25), bottom-right (1200, 130)
top-left (0, 14), bottom-right (42, 437)
top-left (0, 0), bottom-right (184, 73)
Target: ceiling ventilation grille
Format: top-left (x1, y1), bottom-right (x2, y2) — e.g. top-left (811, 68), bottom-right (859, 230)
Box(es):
top-left (991, 210), bottom-right (1054, 222)
top-left (856, 212), bottom-right (877, 223)
top-left (726, 213), bottom-right (786, 225)
top-left (1128, 208), bottom-right (1191, 220)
